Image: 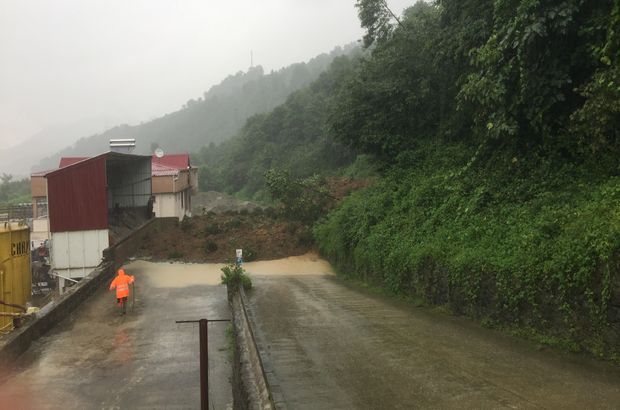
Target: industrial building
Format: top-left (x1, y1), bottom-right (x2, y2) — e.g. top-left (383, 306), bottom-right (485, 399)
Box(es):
top-left (51, 153), bottom-right (197, 220)
top-left (43, 152), bottom-right (151, 288)
top-left (29, 150), bottom-right (196, 290)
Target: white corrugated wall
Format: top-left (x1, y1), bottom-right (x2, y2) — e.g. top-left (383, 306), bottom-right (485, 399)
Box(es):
top-left (51, 229), bottom-right (109, 279)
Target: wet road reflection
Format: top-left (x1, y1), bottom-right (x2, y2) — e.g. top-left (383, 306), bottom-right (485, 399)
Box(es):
top-left (0, 261), bottom-right (232, 409)
top-left (244, 253), bottom-right (620, 410)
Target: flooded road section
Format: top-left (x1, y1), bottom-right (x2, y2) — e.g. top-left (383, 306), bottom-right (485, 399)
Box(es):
top-left (0, 261), bottom-right (232, 409)
top-left (244, 254), bottom-right (620, 409)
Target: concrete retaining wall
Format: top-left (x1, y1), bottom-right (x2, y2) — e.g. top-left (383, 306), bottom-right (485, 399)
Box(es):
top-left (0, 217), bottom-right (171, 369)
top-left (104, 217), bottom-right (177, 266)
top-left (0, 262), bottom-right (113, 369)
top-left (230, 286), bottom-right (284, 410)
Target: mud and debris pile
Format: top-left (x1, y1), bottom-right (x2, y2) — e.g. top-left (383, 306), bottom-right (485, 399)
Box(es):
top-left (136, 211), bottom-right (313, 263)
top-left (140, 181), bottom-right (372, 263)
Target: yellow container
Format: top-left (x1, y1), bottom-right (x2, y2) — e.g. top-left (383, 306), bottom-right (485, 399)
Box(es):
top-left (0, 222), bottom-right (31, 331)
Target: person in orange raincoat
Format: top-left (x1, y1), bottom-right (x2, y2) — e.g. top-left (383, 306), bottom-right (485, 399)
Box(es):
top-left (109, 268), bottom-right (135, 315)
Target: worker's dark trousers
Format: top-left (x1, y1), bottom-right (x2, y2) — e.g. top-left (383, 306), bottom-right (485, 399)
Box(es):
top-left (117, 297), bottom-right (128, 314)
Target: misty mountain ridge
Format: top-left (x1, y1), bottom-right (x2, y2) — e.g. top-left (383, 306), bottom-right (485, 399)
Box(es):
top-left (0, 117), bottom-right (126, 176)
top-left (34, 44), bottom-right (357, 172)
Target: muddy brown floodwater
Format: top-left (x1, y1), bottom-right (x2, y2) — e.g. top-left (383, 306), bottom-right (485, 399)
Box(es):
top-left (0, 261), bottom-right (232, 409)
top-left (243, 253), bottom-right (620, 410)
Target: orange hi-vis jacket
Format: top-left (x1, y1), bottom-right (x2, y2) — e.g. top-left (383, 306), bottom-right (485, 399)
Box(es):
top-left (109, 269), bottom-right (135, 299)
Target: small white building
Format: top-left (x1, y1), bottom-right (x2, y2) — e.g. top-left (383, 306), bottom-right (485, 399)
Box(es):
top-left (151, 154), bottom-right (198, 220)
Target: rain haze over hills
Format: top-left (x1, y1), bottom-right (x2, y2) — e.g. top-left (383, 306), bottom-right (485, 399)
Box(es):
top-left (0, 0), bottom-right (411, 175)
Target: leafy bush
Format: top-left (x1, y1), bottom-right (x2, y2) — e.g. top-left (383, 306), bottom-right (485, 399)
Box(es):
top-left (204, 223), bottom-right (222, 235)
top-left (265, 169), bottom-right (332, 223)
top-left (180, 217), bottom-right (193, 232)
top-left (221, 263), bottom-right (252, 290)
top-left (204, 241), bottom-right (218, 254)
top-left (243, 248), bottom-right (257, 262)
top-left (226, 218), bottom-right (242, 230)
top-left (168, 251), bottom-right (183, 260)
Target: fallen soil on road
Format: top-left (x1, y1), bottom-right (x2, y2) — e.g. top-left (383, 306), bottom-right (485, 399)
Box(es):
top-left (136, 211), bottom-right (314, 263)
top-left (147, 181), bottom-right (372, 264)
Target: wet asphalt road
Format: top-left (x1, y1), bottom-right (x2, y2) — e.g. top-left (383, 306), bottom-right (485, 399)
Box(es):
top-left (244, 254), bottom-right (620, 410)
top-left (0, 261), bottom-right (232, 410)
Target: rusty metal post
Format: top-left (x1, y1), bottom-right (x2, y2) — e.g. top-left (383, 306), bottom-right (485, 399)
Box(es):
top-left (176, 318), bottom-right (230, 409)
top-left (199, 318), bottom-right (208, 410)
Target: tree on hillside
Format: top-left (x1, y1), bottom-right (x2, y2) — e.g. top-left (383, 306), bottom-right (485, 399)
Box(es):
top-left (331, 2), bottom-right (443, 159)
top-left (337, 0), bottom-right (619, 161)
top-left (458, 0), bottom-right (617, 152)
top-left (265, 169), bottom-right (331, 223)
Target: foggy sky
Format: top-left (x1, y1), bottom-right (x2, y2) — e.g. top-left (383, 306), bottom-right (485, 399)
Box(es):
top-left (0, 0), bottom-right (413, 148)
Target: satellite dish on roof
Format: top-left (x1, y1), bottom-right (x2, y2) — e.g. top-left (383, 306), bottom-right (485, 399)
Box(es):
top-left (154, 148), bottom-right (164, 158)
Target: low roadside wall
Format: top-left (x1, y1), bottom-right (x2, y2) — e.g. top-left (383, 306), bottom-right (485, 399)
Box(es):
top-left (230, 286), bottom-right (284, 410)
top-left (0, 217), bottom-right (170, 369)
top-left (0, 262), bottom-right (113, 370)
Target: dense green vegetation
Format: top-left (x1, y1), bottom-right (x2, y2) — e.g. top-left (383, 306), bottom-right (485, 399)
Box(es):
top-left (315, 142), bottom-right (620, 357)
top-left (0, 174), bottom-right (31, 205)
top-left (312, 0), bottom-right (620, 360)
top-left (36, 45), bottom-right (355, 171)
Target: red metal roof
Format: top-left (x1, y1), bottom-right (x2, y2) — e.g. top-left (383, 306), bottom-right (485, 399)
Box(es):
top-left (151, 154), bottom-right (190, 170)
top-left (59, 157), bottom-right (88, 168)
top-left (60, 153), bottom-right (190, 175)
top-left (152, 163), bottom-right (181, 177)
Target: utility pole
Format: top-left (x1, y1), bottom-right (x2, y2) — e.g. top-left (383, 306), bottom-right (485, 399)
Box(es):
top-left (250, 50), bottom-right (254, 68)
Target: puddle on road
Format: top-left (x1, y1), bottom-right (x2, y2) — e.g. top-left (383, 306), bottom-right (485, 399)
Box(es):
top-left (127, 253), bottom-right (333, 288)
top-left (127, 260), bottom-right (225, 287)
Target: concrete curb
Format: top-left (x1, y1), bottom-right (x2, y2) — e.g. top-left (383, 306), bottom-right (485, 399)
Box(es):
top-left (241, 288), bottom-right (286, 409)
top-left (230, 286), bottom-right (285, 410)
